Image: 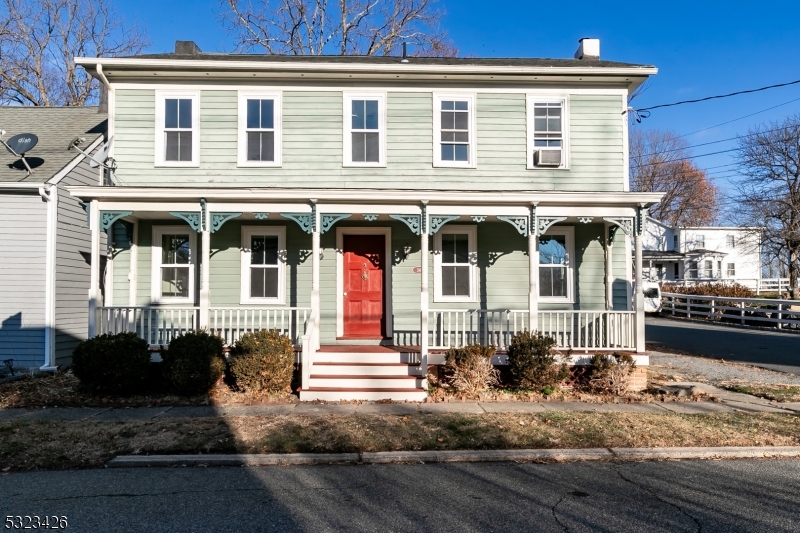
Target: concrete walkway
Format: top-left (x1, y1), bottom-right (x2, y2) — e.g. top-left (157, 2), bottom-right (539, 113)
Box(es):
top-left (1, 383), bottom-right (798, 422)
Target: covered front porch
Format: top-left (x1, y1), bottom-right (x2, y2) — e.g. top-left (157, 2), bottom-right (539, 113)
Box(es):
top-left (72, 186), bottom-right (658, 398)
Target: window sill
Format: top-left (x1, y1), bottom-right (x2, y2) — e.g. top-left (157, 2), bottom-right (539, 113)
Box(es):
top-left (342, 162), bottom-right (387, 168)
top-left (433, 161), bottom-right (477, 169)
top-left (155, 162), bottom-right (200, 168)
top-left (152, 298), bottom-right (195, 305)
top-left (239, 299), bottom-right (286, 306)
top-left (236, 162), bottom-right (282, 168)
top-left (433, 296), bottom-right (477, 304)
top-left (527, 165), bottom-right (570, 171)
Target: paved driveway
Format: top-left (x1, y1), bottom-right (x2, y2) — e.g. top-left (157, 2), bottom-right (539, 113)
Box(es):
top-left (3, 459), bottom-right (800, 532)
top-left (646, 316), bottom-right (800, 376)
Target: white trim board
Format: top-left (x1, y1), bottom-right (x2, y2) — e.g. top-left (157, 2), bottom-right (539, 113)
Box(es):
top-left (335, 227), bottom-right (393, 339)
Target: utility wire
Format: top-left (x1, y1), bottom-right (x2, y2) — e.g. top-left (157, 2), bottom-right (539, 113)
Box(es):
top-left (631, 147), bottom-right (739, 169)
top-left (635, 125), bottom-right (786, 159)
top-left (631, 78), bottom-right (800, 113)
top-left (679, 96), bottom-right (800, 138)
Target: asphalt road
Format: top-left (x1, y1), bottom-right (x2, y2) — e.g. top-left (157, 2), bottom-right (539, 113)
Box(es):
top-left (646, 316), bottom-right (800, 376)
top-left (3, 459), bottom-right (800, 532)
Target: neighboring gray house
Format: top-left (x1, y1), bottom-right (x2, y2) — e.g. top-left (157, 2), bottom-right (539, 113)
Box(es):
top-left (0, 107), bottom-right (107, 370)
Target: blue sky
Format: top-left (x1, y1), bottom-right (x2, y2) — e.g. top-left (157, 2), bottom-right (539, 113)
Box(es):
top-left (116, 0), bottom-right (800, 212)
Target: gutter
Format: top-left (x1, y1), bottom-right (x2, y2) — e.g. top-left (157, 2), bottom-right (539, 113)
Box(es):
top-left (0, 182), bottom-right (46, 190)
top-left (39, 186), bottom-right (58, 371)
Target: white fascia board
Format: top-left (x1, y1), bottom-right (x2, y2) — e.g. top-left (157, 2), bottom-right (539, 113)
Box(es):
top-left (67, 186), bottom-right (665, 207)
top-left (48, 136), bottom-right (105, 185)
top-left (0, 182), bottom-right (44, 190)
top-left (76, 57), bottom-right (658, 78)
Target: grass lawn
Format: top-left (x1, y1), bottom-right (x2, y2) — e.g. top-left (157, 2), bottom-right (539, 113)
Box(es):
top-left (1, 411), bottom-right (798, 471)
top-left (723, 384), bottom-right (800, 403)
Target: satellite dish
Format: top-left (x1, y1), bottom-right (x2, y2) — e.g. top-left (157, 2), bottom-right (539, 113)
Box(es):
top-left (5, 133), bottom-right (38, 155)
top-left (90, 136), bottom-right (113, 168)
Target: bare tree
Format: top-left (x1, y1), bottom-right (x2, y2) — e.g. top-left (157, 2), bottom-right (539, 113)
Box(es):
top-left (219, 0), bottom-right (456, 56)
top-left (630, 128), bottom-right (719, 226)
top-left (0, 0), bottom-right (148, 106)
top-left (733, 114), bottom-right (800, 297)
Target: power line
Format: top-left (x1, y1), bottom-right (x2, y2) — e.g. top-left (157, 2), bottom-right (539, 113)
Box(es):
top-left (632, 78), bottom-right (800, 113)
top-left (679, 96), bottom-right (800, 138)
top-left (634, 125), bottom-right (786, 159)
top-left (631, 147), bottom-right (739, 169)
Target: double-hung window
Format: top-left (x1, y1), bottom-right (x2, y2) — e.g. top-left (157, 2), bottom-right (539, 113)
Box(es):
top-left (695, 234), bottom-right (705, 249)
top-left (240, 227), bottom-right (286, 304)
top-left (727, 263), bottom-right (736, 277)
top-left (527, 96), bottom-right (569, 169)
top-left (238, 92), bottom-right (282, 166)
top-left (434, 226), bottom-right (477, 302)
top-left (343, 93), bottom-right (385, 166)
top-left (538, 227), bottom-right (574, 302)
top-left (703, 260), bottom-right (713, 278)
top-left (726, 235), bottom-right (735, 248)
top-left (151, 226), bottom-right (196, 303)
top-left (156, 92), bottom-right (198, 166)
top-left (433, 94), bottom-right (476, 167)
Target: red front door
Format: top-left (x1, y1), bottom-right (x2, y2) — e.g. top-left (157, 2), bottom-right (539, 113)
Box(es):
top-left (343, 234), bottom-right (385, 337)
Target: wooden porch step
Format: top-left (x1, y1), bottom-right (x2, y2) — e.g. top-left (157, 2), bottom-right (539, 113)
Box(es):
top-left (299, 387), bottom-right (427, 402)
top-left (310, 374), bottom-right (419, 380)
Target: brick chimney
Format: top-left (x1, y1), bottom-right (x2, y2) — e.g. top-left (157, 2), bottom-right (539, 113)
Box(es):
top-left (174, 41), bottom-right (202, 55)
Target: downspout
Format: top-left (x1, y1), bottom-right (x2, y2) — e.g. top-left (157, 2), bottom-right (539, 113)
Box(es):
top-left (39, 186), bottom-right (58, 371)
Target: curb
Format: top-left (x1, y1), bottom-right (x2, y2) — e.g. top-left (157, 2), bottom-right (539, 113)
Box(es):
top-left (106, 446), bottom-right (800, 468)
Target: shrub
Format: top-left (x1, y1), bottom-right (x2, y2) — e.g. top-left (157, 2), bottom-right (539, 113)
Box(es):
top-left (660, 282), bottom-right (754, 299)
top-left (229, 330), bottom-right (295, 393)
top-left (443, 344), bottom-right (499, 396)
top-left (161, 330), bottom-right (225, 395)
top-left (72, 332), bottom-right (150, 394)
top-left (587, 352), bottom-right (636, 394)
top-left (507, 331), bottom-right (569, 392)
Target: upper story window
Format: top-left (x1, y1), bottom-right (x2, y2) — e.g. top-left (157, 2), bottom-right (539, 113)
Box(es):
top-left (726, 235), bottom-right (735, 248)
top-left (433, 94), bottom-right (476, 168)
top-left (240, 226), bottom-right (286, 304)
top-left (434, 226), bottom-right (477, 302)
top-left (727, 263), bottom-right (736, 277)
top-left (673, 235), bottom-right (678, 251)
top-left (695, 234), bottom-right (705, 249)
top-left (343, 93), bottom-right (385, 167)
top-left (238, 92), bottom-right (282, 167)
top-left (527, 96), bottom-right (569, 169)
top-left (539, 227), bottom-right (574, 302)
top-left (155, 92), bottom-right (198, 167)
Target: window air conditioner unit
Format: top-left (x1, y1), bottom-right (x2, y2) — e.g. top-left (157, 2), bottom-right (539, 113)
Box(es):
top-left (534, 148), bottom-right (562, 167)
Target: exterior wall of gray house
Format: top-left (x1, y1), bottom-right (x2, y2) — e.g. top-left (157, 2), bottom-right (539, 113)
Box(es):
top-left (0, 191), bottom-right (47, 367)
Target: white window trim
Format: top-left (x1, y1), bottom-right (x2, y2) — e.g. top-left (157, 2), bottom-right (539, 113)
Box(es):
top-left (151, 225), bottom-right (197, 304)
top-left (433, 225), bottom-right (478, 303)
top-left (155, 91), bottom-right (200, 167)
top-left (237, 91), bottom-right (282, 167)
top-left (342, 92), bottom-right (387, 167)
top-left (538, 226), bottom-right (575, 304)
top-left (240, 226), bottom-right (287, 305)
top-left (432, 93), bottom-right (477, 168)
top-left (526, 94), bottom-right (570, 170)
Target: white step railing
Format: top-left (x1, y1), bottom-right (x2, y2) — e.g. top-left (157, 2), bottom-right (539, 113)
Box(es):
top-left (99, 306), bottom-right (199, 345)
top-left (662, 293), bottom-right (800, 330)
top-left (209, 307), bottom-right (309, 345)
top-left (538, 311), bottom-right (635, 350)
top-left (98, 306), bottom-right (310, 346)
top-left (300, 308), bottom-right (318, 390)
top-left (428, 309), bottom-right (636, 351)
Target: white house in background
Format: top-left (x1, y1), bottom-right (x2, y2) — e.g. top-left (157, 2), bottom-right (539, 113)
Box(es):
top-left (641, 216), bottom-right (762, 288)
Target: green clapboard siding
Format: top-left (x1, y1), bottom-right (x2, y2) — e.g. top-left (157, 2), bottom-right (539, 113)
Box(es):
top-left (110, 222), bottom-right (132, 305)
top-left (113, 88), bottom-right (625, 191)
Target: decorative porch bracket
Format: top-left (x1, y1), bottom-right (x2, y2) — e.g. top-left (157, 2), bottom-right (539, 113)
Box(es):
top-left (497, 216), bottom-right (529, 236)
top-left (210, 213), bottom-right (242, 233)
top-left (169, 212), bottom-right (202, 232)
top-left (320, 213), bottom-right (351, 234)
top-left (389, 214), bottom-right (421, 235)
top-left (99, 211), bottom-right (132, 231)
top-left (281, 213), bottom-right (314, 233)
top-left (636, 206), bottom-right (648, 236)
top-left (603, 217), bottom-right (634, 240)
top-left (471, 216), bottom-right (487, 223)
top-left (429, 215), bottom-right (461, 234)
top-left (578, 217), bottom-right (594, 224)
top-left (536, 216), bottom-right (567, 236)
top-left (362, 214), bottom-right (379, 221)
top-left (254, 212), bottom-right (270, 220)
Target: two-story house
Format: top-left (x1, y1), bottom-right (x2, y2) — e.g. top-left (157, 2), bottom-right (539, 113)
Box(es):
top-left (70, 39), bottom-right (661, 400)
top-left (642, 216), bottom-right (762, 288)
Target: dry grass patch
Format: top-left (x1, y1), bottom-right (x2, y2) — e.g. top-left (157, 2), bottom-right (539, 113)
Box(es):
top-left (1, 412), bottom-right (798, 471)
top-left (722, 384), bottom-right (800, 403)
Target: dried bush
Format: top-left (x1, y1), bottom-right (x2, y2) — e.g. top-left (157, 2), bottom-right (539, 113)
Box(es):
top-left (660, 282), bottom-right (754, 298)
top-left (161, 330), bottom-right (226, 395)
top-left (229, 330), bottom-right (295, 393)
top-left (507, 331), bottom-right (569, 392)
top-left (587, 352), bottom-right (636, 394)
top-left (71, 332), bottom-right (150, 395)
top-left (443, 344), bottom-right (499, 396)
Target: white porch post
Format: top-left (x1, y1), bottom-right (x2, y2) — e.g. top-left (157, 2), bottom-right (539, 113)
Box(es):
top-left (420, 204), bottom-right (429, 382)
top-left (528, 231), bottom-right (538, 332)
top-left (634, 214), bottom-right (645, 353)
top-left (311, 202), bottom-right (321, 350)
top-left (199, 226), bottom-right (210, 330)
top-left (605, 223), bottom-right (613, 310)
top-left (88, 199), bottom-right (100, 338)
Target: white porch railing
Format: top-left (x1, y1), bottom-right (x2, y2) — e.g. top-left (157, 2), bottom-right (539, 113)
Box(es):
top-left (209, 307), bottom-right (309, 345)
top-left (662, 293), bottom-right (800, 330)
top-left (300, 309), bottom-right (319, 390)
top-left (428, 309), bottom-right (636, 351)
top-left (98, 306), bottom-right (310, 346)
top-left (99, 306), bottom-right (200, 345)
